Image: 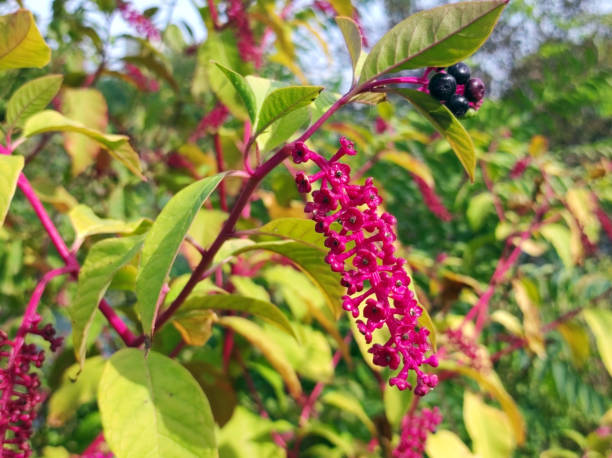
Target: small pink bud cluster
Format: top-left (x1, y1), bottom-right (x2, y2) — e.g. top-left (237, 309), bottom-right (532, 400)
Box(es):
top-left (411, 174), bottom-right (452, 222)
top-left (125, 64), bottom-right (160, 92)
top-left (291, 138), bottom-right (438, 394)
top-left (393, 407), bottom-right (442, 458)
top-left (509, 156), bottom-right (531, 179)
top-left (227, 0), bottom-right (262, 68)
top-left (117, 1), bottom-right (160, 40)
top-left (189, 103), bottom-right (230, 143)
top-left (0, 318), bottom-right (62, 457)
top-left (445, 328), bottom-right (488, 371)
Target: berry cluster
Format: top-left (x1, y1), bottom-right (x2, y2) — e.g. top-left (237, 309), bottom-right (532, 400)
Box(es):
top-left (117, 1), bottom-right (160, 40)
top-left (1, 318), bottom-right (62, 457)
top-left (291, 138), bottom-right (438, 394)
top-left (393, 407), bottom-right (442, 458)
top-left (427, 62), bottom-right (486, 118)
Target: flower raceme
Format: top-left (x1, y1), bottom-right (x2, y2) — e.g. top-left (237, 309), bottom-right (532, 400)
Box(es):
top-left (0, 318), bottom-right (62, 458)
top-left (291, 139), bottom-right (439, 395)
top-left (393, 407), bottom-right (442, 457)
top-left (117, 1), bottom-right (160, 40)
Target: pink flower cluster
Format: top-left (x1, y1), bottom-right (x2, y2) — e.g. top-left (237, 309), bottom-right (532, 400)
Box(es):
top-left (125, 64), bottom-right (160, 92)
top-left (117, 1), bottom-right (160, 40)
top-left (509, 156), bottom-right (531, 179)
top-left (411, 174), bottom-right (452, 222)
top-left (1, 319), bottom-right (62, 457)
top-left (445, 328), bottom-right (488, 371)
top-left (291, 138), bottom-right (438, 394)
top-left (227, 0), bottom-right (262, 68)
top-left (189, 103), bottom-right (229, 143)
top-left (393, 407), bottom-right (442, 457)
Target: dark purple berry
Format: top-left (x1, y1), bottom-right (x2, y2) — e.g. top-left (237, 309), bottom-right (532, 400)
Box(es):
top-left (447, 62), bottom-right (470, 85)
top-left (465, 78), bottom-right (485, 102)
top-left (446, 94), bottom-right (469, 118)
top-left (428, 73), bottom-right (456, 101)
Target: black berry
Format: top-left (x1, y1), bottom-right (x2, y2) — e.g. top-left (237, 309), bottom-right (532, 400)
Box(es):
top-left (465, 78), bottom-right (485, 102)
top-left (428, 73), bottom-right (456, 101)
top-left (446, 94), bottom-right (469, 118)
top-left (447, 62), bottom-right (470, 85)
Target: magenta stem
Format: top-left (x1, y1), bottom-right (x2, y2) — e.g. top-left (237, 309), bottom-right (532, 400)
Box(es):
top-left (15, 170), bottom-right (139, 346)
top-left (213, 133), bottom-right (228, 211)
top-left (299, 333), bottom-right (352, 426)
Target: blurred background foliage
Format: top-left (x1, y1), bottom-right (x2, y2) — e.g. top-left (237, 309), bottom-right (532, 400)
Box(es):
top-left (0, 0), bottom-right (611, 457)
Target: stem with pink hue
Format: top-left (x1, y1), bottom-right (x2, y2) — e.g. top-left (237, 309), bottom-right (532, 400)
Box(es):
top-left (463, 204), bottom-right (549, 336)
top-left (9, 159), bottom-right (140, 347)
top-left (213, 133), bottom-right (228, 211)
top-left (299, 334), bottom-right (352, 426)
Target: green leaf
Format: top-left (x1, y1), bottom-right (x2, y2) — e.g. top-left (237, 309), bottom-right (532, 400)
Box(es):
top-left (173, 309), bottom-right (217, 347)
top-left (175, 294), bottom-right (295, 339)
top-left (69, 235), bottom-right (144, 367)
top-left (463, 391), bottom-right (516, 458)
top-left (384, 381), bottom-right (414, 429)
top-left (426, 430), bottom-right (474, 458)
top-left (394, 89), bottom-right (476, 181)
top-left (467, 192), bottom-right (496, 230)
top-left (255, 217), bottom-right (326, 249)
top-left (22, 110), bottom-right (144, 179)
top-left (358, 0), bottom-right (507, 82)
top-left (6, 75), bottom-right (63, 129)
top-left (98, 349), bottom-right (216, 458)
top-left (0, 9), bottom-right (51, 70)
top-left (68, 204), bottom-right (148, 242)
top-left (255, 85), bottom-right (323, 135)
top-left (257, 106), bottom-right (311, 153)
top-left (47, 357), bottom-right (105, 427)
top-left (229, 275), bottom-right (271, 302)
top-left (234, 239), bottom-right (344, 318)
top-left (322, 392), bottom-right (375, 435)
top-left (217, 316), bottom-right (302, 399)
top-left (0, 155), bottom-right (24, 228)
top-left (335, 16), bottom-right (362, 80)
top-left (136, 174), bottom-right (226, 337)
top-left (583, 308), bottom-right (612, 378)
top-left (540, 223), bottom-right (574, 269)
top-left (61, 88), bottom-right (108, 176)
top-left (213, 61), bottom-right (257, 122)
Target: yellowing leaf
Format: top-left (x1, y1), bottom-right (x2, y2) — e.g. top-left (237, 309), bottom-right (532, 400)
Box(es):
top-left (513, 278), bottom-right (545, 357)
top-left (426, 430), bottom-right (475, 458)
top-left (0, 10), bottom-right (50, 70)
top-left (61, 88), bottom-right (108, 175)
top-left (464, 391), bottom-right (516, 458)
top-left (173, 309), bottom-right (217, 346)
top-left (68, 204), bottom-right (148, 242)
top-left (381, 151), bottom-right (435, 187)
top-left (0, 155), bottom-right (24, 227)
top-left (557, 322), bottom-right (590, 368)
top-left (217, 316), bottom-right (302, 399)
top-left (528, 134), bottom-right (548, 157)
top-left (583, 308), bottom-right (612, 378)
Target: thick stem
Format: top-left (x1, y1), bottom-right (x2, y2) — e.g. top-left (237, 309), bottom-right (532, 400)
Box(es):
top-left (154, 146), bottom-right (291, 331)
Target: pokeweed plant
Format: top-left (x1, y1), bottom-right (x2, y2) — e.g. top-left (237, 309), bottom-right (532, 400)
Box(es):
top-left (0, 1), bottom-right (611, 457)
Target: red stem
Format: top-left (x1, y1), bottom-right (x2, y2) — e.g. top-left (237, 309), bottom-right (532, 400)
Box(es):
top-left (213, 133), bottom-right (228, 211)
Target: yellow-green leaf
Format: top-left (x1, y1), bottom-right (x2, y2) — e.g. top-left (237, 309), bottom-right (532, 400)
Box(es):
top-left (464, 391), bottom-right (516, 458)
top-left (6, 75), bottom-right (63, 129)
top-left (255, 85), bottom-right (323, 135)
top-left (583, 308), bottom-right (612, 378)
top-left (0, 9), bottom-right (50, 70)
top-left (395, 89), bottom-right (476, 181)
top-left (22, 110), bottom-right (144, 179)
top-left (98, 349), bottom-right (217, 458)
top-left (322, 391), bottom-right (375, 435)
top-left (136, 174), bottom-right (226, 337)
top-left (68, 204), bottom-right (148, 242)
top-left (335, 16), bottom-right (362, 80)
top-left (47, 357), bottom-right (105, 427)
top-left (217, 316), bottom-right (302, 399)
top-left (426, 430), bottom-right (475, 458)
top-left (0, 155), bottom-right (23, 227)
